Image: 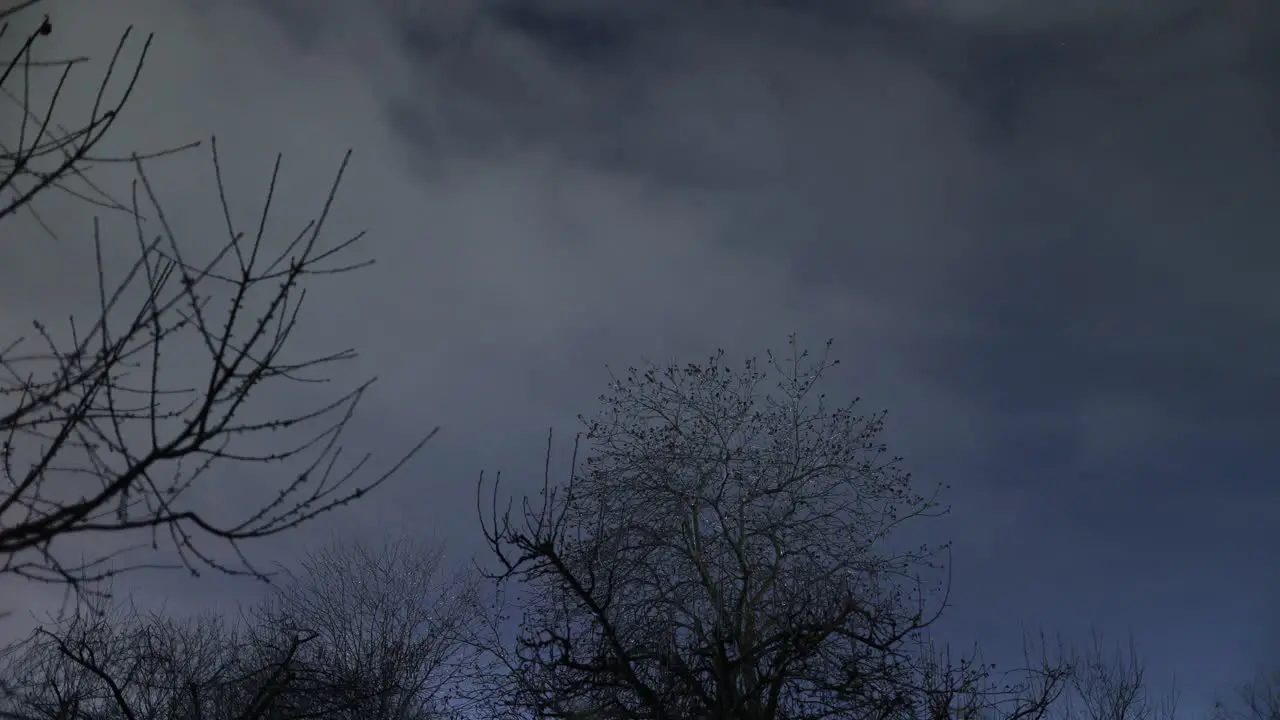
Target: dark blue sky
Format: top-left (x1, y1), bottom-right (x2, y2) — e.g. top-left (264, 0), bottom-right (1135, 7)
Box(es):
top-left (4, 0), bottom-right (1277, 713)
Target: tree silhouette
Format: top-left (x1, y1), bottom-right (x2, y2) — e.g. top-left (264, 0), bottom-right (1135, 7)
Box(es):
top-left (478, 337), bottom-right (1070, 720)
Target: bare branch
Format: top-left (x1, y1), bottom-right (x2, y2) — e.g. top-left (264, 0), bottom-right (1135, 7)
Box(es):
top-left (0, 1), bottom-right (436, 610)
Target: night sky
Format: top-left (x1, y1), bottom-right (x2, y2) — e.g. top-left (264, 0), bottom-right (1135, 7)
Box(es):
top-left (1, 0), bottom-right (1276, 713)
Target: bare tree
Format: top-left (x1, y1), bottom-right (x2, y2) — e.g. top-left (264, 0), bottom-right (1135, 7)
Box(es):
top-left (1055, 633), bottom-right (1177, 720)
top-left (0, 536), bottom-right (482, 720)
top-left (0, 2), bottom-right (435, 609)
top-left (911, 631), bottom-right (1176, 720)
top-left (477, 337), bottom-right (1069, 720)
top-left (0, 600), bottom-right (315, 720)
top-left (912, 634), bottom-right (1071, 720)
top-left (245, 536), bottom-right (483, 720)
top-left (1214, 670), bottom-right (1279, 720)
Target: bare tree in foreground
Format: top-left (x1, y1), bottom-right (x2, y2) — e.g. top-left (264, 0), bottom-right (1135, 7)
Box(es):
top-left (0, 3), bottom-right (435, 609)
top-left (477, 338), bottom-right (1071, 720)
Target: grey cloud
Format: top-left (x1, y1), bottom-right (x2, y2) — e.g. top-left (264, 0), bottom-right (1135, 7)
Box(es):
top-left (361, 0), bottom-right (1280, 427)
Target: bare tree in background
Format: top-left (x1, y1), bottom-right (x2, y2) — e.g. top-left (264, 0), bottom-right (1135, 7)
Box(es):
top-left (477, 337), bottom-right (1071, 720)
top-left (0, 600), bottom-right (315, 720)
top-left (1058, 633), bottom-right (1177, 720)
top-left (245, 536), bottom-right (482, 720)
top-left (1214, 670), bottom-right (1280, 720)
top-left (0, 1), bottom-right (435, 610)
top-left (911, 634), bottom-right (1071, 720)
top-left (0, 537), bottom-right (479, 720)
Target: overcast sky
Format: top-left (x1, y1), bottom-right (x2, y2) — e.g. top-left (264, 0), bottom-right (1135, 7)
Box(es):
top-left (2, 0), bottom-right (1277, 712)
